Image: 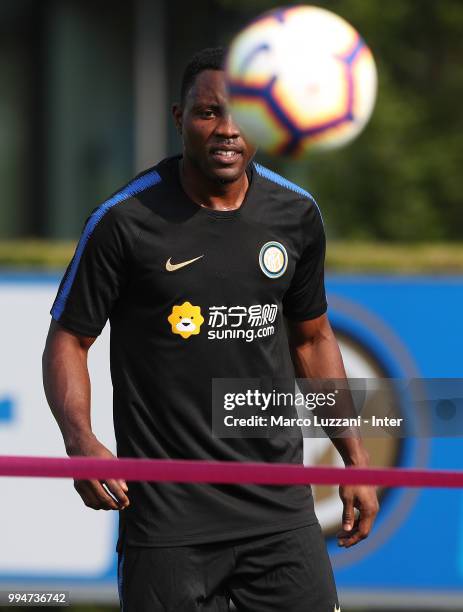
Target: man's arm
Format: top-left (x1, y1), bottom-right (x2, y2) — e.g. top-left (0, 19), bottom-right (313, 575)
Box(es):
top-left (287, 313), bottom-right (379, 548)
top-left (42, 319), bottom-right (129, 511)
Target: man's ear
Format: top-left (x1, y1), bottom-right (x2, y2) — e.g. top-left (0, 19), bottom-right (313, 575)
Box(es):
top-left (172, 104), bottom-right (183, 136)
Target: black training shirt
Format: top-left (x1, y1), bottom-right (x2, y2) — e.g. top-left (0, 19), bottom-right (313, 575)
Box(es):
top-left (51, 156), bottom-right (327, 547)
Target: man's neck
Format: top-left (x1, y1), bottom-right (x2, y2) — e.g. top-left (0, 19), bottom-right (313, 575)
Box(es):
top-left (179, 157), bottom-right (249, 211)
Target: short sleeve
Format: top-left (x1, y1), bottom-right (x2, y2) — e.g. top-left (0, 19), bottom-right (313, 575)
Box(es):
top-left (282, 204), bottom-right (327, 321)
top-left (51, 207), bottom-right (132, 337)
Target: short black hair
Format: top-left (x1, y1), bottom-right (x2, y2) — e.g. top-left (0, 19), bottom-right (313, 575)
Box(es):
top-left (180, 47), bottom-right (226, 105)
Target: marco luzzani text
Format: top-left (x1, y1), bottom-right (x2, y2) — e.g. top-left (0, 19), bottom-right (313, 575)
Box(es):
top-left (222, 389), bottom-right (403, 429)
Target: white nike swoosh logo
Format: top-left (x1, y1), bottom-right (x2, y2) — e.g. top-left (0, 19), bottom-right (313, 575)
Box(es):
top-left (165, 255), bottom-right (204, 272)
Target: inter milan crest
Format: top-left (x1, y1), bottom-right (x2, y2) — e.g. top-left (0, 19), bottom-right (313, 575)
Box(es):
top-left (259, 241), bottom-right (288, 279)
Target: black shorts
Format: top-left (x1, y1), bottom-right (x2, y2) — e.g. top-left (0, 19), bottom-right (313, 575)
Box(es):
top-left (117, 524), bottom-right (340, 611)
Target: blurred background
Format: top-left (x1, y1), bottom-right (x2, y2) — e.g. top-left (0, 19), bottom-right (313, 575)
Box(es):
top-left (1, 0), bottom-right (463, 610)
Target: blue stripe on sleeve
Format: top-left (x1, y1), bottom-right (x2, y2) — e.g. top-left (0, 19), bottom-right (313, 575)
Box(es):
top-left (252, 162), bottom-right (323, 222)
top-left (51, 169), bottom-right (162, 320)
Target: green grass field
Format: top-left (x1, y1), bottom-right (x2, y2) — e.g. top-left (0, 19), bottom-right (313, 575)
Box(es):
top-left (1, 241), bottom-right (463, 273)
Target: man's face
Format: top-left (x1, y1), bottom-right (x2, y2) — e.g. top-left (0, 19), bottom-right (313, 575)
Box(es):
top-left (173, 69), bottom-right (256, 184)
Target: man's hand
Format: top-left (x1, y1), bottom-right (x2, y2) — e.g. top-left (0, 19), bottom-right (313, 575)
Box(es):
top-left (69, 434), bottom-right (130, 511)
top-left (286, 315), bottom-right (380, 547)
top-left (43, 321), bottom-right (128, 511)
top-left (337, 484), bottom-right (379, 548)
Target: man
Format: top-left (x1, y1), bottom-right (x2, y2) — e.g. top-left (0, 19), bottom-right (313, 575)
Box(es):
top-left (43, 47), bottom-right (378, 611)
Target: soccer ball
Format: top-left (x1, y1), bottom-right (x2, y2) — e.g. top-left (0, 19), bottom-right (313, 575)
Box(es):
top-left (225, 5), bottom-right (378, 156)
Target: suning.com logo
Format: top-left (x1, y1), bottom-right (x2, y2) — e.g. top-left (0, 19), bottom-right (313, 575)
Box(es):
top-left (207, 303), bottom-right (277, 342)
top-left (168, 301), bottom-right (278, 342)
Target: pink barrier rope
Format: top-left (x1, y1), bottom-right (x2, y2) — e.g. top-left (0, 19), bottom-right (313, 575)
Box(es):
top-left (0, 456), bottom-right (462, 488)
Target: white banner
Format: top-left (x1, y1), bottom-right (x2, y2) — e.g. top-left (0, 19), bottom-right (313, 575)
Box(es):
top-left (0, 276), bottom-right (117, 587)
